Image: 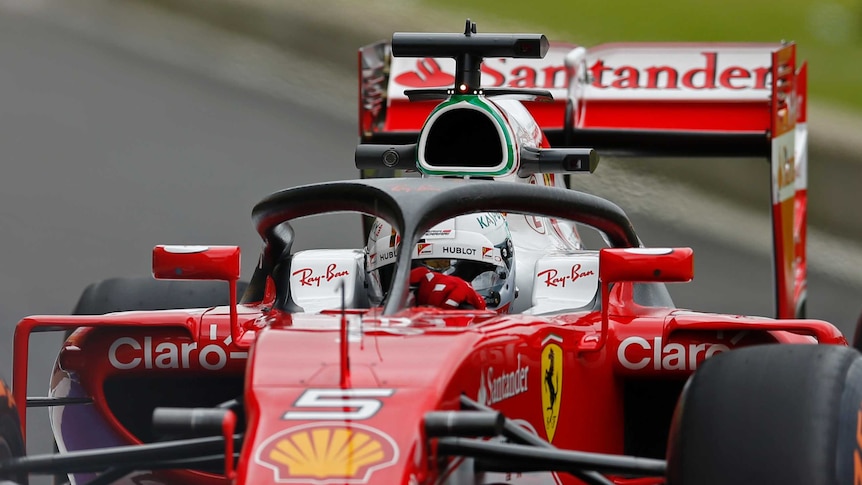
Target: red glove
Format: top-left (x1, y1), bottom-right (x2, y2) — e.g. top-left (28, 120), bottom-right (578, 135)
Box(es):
top-left (410, 267), bottom-right (486, 310)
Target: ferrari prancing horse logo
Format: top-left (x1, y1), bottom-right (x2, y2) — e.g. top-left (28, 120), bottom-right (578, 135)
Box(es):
top-left (542, 341), bottom-right (562, 442)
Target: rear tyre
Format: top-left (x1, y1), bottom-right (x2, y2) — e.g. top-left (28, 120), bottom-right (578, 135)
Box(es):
top-left (63, 277), bottom-right (248, 342)
top-left (667, 344), bottom-right (862, 485)
top-left (0, 379), bottom-right (26, 484)
top-left (72, 277), bottom-right (248, 315)
top-left (852, 310), bottom-right (862, 352)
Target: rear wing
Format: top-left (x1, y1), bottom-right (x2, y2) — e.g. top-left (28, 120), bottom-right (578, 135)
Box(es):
top-left (358, 39), bottom-right (807, 319)
top-left (359, 40), bottom-right (577, 142)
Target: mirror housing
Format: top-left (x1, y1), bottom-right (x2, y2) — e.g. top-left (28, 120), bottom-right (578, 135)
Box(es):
top-left (152, 245), bottom-right (242, 346)
top-left (599, 247), bottom-right (694, 284)
top-left (583, 247), bottom-right (693, 353)
top-left (153, 245), bottom-right (241, 282)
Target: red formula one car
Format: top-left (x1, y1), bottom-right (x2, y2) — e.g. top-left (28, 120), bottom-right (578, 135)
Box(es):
top-left (1, 21), bottom-right (859, 485)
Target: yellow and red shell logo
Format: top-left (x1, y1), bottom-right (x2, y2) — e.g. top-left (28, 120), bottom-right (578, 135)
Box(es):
top-left (255, 422), bottom-right (399, 483)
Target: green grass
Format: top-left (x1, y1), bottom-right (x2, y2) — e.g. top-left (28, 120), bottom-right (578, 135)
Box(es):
top-left (426, 0), bottom-right (862, 110)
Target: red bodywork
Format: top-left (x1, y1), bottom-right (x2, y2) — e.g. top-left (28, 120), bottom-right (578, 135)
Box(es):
top-left (4, 30), bottom-right (823, 485)
top-left (12, 246), bottom-right (844, 484)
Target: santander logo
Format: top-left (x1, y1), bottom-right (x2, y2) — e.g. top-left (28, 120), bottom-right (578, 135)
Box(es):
top-left (584, 46), bottom-right (775, 100)
top-left (394, 58), bottom-right (455, 87)
top-left (389, 46), bottom-right (776, 101)
top-left (390, 46), bottom-right (573, 93)
top-left (393, 57), bottom-right (568, 89)
top-left (590, 52), bottom-right (770, 91)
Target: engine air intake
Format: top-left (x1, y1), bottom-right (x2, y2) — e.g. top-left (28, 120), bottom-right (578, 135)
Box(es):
top-left (421, 108), bottom-right (504, 169)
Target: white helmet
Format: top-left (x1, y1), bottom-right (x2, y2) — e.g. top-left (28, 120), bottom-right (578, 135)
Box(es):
top-left (366, 213), bottom-right (516, 312)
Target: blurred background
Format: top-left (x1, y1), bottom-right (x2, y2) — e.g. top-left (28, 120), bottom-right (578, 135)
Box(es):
top-left (0, 0), bottom-right (861, 475)
top-left (440, 0), bottom-right (862, 108)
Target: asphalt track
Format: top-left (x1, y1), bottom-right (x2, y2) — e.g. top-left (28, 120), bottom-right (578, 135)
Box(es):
top-left (1, 6), bottom-right (861, 481)
top-left (0, 8), bottom-right (364, 467)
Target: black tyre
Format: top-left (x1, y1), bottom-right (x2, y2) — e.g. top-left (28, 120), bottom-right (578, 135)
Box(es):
top-left (667, 344), bottom-right (862, 485)
top-left (64, 276), bottom-right (248, 342)
top-left (0, 379), bottom-right (26, 484)
top-left (73, 277), bottom-right (248, 315)
top-left (852, 311), bottom-right (862, 352)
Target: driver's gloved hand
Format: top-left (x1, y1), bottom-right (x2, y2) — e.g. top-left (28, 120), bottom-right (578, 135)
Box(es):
top-left (409, 267), bottom-right (487, 310)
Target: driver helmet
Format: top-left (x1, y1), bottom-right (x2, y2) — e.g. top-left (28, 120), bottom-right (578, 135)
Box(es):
top-left (366, 213), bottom-right (516, 312)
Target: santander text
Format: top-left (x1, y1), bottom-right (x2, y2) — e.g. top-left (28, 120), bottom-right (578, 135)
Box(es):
top-left (486, 354), bottom-right (529, 405)
top-left (590, 53), bottom-right (770, 91)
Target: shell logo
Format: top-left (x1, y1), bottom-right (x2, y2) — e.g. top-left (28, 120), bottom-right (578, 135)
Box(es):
top-left (256, 422), bottom-right (399, 484)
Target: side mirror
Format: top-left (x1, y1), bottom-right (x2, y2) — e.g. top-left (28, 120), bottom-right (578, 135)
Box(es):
top-left (152, 245), bottom-right (241, 282)
top-left (152, 245), bottom-right (242, 345)
top-left (583, 247), bottom-right (693, 353)
top-left (599, 247), bottom-right (693, 284)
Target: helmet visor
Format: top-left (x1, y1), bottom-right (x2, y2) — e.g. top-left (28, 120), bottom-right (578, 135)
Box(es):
top-left (470, 270), bottom-right (501, 293)
top-left (418, 258), bottom-right (456, 272)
